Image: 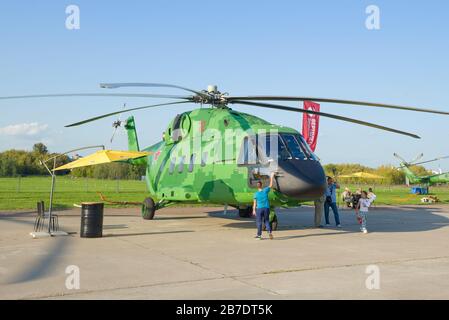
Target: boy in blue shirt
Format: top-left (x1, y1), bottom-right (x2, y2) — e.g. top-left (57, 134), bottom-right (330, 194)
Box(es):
top-left (252, 172), bottom-right (276, 240)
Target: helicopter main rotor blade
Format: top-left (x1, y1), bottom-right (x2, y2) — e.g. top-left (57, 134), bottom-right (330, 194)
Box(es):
top-left (409, 153), bottom-right (424, 165)
top-left (100, 83), bottom-right (208, 98)
top-left (393, 153), bottom-right (409, 164)
top-left (65, 101), bottom-right (190, 127)
top-left (0, 93), bottom-right (192, 101)
top-left (409, 156), bottom-right (449, 167)
top-left (233, 100), bottom-right (420, 139)
top-left (227, 96), bottom-right (449, 116)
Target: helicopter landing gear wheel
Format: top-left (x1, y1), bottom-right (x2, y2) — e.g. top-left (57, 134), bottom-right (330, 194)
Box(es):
top-left (142, 197), bottom-right (156, 220)
top-left (238, 206), bottom-right (253, 218)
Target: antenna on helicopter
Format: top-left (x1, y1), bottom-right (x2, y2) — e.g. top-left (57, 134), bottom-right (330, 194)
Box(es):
top-left (110, 103), bottom-right (127, 143)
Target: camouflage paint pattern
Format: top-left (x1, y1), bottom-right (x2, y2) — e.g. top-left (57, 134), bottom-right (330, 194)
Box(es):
top-left (126, 107), bottom-right (316, 208)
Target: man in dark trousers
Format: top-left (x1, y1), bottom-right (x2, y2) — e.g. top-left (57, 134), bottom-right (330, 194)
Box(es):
top-left (324, 176), bottom-right (342, 228)
top-left (252, 172), bottom-right (276, 240)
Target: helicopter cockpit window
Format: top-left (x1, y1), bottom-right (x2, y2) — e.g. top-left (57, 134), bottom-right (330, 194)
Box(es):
top-left (257, 134), bottom-right (291, 162)
top-left (295, 134), bottom-right (318, 160)
top-left (281, 134), bottom-right (307, 160)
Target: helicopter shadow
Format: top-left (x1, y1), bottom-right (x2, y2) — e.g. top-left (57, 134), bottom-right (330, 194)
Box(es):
top-left (208, 205), bottom-right (449, 233)
top-left (207, 209), bottom-right (311, 231)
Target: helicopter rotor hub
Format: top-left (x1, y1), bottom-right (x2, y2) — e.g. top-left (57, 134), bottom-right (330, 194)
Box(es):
top-left (195, 85), bottom-right (229, 107)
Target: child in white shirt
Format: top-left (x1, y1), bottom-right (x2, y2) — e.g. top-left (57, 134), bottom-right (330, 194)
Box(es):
top-left (355, 191), bottom-right (376, 234)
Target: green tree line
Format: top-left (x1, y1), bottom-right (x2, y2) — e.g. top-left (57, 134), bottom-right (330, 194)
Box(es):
top-left (0, 143), bottom-right (145, 180)
top-left (0, 143), bottom-right (431, 183)
top-left (323, 163), bottom-right (432, 185)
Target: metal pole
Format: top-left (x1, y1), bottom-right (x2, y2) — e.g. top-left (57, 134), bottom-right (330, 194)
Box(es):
top-left (48, 173), bottom-right (55, 233)
top-left (48, 158), bottom-right (56, 234)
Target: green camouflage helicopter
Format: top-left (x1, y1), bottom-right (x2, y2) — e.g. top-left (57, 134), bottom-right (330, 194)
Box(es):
top-left (394, 153), bottom-right (449, 186)
top-left (3, 83), bottom-right (449, 228)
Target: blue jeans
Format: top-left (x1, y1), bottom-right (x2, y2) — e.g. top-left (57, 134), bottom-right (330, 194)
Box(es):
top-left (256, 207), bottom-right (271, 236)
top-left (324, 201), bottom-right (341, 225)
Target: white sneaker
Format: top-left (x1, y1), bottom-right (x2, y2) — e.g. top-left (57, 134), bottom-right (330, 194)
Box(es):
top-left (362, 228), bottom-right (368, 234)
top-left (325, 224), bottom-right (331, 227)
top-left (337, 224), bottom-right (342, 228)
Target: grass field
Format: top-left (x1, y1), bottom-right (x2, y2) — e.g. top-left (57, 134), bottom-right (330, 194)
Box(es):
top-left (0, 176), bottom-right (148, 211)
top-left (1, 177), bottom-right (449, 211)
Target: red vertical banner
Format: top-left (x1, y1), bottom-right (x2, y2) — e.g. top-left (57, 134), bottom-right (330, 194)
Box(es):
top-left (302, 101), bottom-right (320, 152)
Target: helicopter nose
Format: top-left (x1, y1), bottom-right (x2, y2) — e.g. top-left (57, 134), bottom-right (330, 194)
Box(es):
top-left (275, 159), bottom-right (327, 200)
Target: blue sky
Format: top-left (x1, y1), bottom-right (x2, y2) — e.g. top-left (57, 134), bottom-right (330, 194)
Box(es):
top-left (0, 0), bottom-right (448, 169)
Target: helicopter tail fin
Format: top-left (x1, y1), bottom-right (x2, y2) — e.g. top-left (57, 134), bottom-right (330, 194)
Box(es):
top-left (394, 153), bottom-right (418, 185)
top-left (124, 116), bottom-right (140, 151)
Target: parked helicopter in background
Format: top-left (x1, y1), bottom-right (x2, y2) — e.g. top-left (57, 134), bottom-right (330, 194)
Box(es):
top-left (394, 153), bottom-right (449, 187)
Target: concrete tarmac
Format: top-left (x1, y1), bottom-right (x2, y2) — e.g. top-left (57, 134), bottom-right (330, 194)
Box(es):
top-left (1, 205), bottom-right (449, 299)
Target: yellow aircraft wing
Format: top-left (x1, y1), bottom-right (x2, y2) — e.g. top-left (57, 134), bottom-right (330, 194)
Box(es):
top-left (53, 150), bottom-right (151, 171)
top-left (339, 172), bottom-right (384, 179)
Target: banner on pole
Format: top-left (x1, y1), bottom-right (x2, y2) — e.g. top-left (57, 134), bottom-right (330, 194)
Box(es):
top-left (302, 101), bottom-right (320, 152)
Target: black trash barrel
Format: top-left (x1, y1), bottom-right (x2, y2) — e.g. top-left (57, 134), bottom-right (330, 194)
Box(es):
top-left (80, 202), bottom-right (104, 238)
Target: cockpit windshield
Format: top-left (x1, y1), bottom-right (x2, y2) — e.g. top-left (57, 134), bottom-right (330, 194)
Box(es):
top-left (258, 133), bottom-right (318, 161)
top-left (258, 134), bottom-right (290, 161)
top-left (238, 133), bottom-right (318, 166)
top-left (294, 134), bottom-right (318, 160)
top-left (281, 134), bottom-right (307, 160)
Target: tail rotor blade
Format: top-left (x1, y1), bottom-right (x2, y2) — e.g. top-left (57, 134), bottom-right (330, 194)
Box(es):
top-left (110, 104), bottom-right (127, 143)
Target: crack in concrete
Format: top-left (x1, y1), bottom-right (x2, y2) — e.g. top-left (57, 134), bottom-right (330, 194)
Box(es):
top-left (262, 255), bottom-right (449, 275)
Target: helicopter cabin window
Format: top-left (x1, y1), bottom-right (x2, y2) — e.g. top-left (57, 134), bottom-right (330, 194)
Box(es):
top-left (169, 157), bottom-right (176, 174)
top-left (171, 114), bottom-right (183, 142)
top-left (178, 156), bottom-right (185, 173)
top-left (159, 158), bottom-right (168, 173)
top-left (201, 152), bottom-right (208, 167)
top-left (238, 136), bottom-right (258, 165)
top-left (281, 134), bottom-right (307, 160)
top-left (189, 154), bottom-right (195, 172)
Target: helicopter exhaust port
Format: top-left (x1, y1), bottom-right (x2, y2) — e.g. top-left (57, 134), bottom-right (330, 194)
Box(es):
top-left (207, 85), bottom-right (218, 94)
